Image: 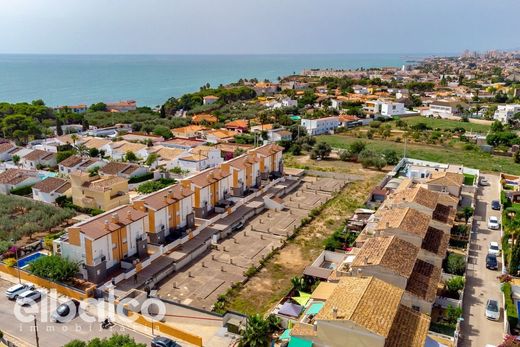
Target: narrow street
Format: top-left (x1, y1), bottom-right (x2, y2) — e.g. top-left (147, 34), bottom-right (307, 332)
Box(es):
top-left (460, 173), bottom-right (504, 347)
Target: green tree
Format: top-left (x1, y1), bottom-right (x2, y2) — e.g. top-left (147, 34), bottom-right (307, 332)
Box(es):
top-left (239, 314), bottom-right (280, 347)
top-left (310, 142), bottom-right (332, 160)
top-left (56, 117), bottom-right (64, 136)
top-left (89, 102), bottom-right (107, 112)
top-left (88, 147), bottom-right (100, 158)
top-left (445, 276), bottom-right (465, 295)
top-left (145, 153), bottom-right (159, 166)
top-left (153, 125), bottom-right (173, 139)
top-left (349, 140), bottom-right (366, 155)
top-left (28, 255), bottom-right (79, 283)
top-left (462, 206), bottom-right (474, 224)
top-left (381, 149), bottom-right (400, 165)
top-left (445, 253), bottom-right (466, 275)
top-left (1, 114), bottom-right (40, 144)
top-left (125, 151), bottom-right (138, 162)
top-left (56, 150), bottom-right (75, 163)
top-left (12, 154), bottom-right (20, 166)
top-left (63, 334), bottom-right (146, 347)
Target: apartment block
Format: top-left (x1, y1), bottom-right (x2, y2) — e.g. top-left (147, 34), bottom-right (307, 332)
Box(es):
top-left (70, 172), bottom-right (129, 211)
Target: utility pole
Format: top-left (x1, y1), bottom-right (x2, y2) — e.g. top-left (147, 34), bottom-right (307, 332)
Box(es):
top-left (11, 239), bottom-right (21, 284)
top-left (404, 137), bottom-right (407, 158)
top-left (33, 316), bottom-right (40, 347)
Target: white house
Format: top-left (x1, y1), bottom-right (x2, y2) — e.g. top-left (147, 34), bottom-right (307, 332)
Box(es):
top-left (0, 143), bottom-right (18, 162)
top-left (364, 100), bottom-right (406, 118)
top-left (0, 169), bottom-right (41, 194)
top-left (301, 116), bottom-right (340, 135)
top-left (494, 104), bottom-right (520, 124)
top-left (202, 95), bottom-right (219, 105)
top-left (32, 177), bottom-right (71, 203)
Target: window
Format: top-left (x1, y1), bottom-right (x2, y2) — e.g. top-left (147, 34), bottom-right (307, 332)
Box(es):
top-left (412, 305), bottom-right (420, 312)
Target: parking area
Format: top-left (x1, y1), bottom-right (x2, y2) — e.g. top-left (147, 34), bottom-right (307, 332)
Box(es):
top-left (460, 173), bottom-right (504, 347)
top-left (0, 277), bottom-right (151, 347)
top-left (155, 176), bottom-right (347, 309)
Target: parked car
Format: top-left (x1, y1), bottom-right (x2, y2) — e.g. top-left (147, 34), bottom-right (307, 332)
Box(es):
top-left (151, 336), bottom-right (181, 347)
top-left (491, 200), bottom-right (501, 210)
top-left (486, 253), bottom-right (498, 270)
top-left (5, 284), bottom-right (34, 300)
top-left (488, 216), bottom-right (500, 230)
top-left (16, 289), bottom-right (41, 306)
top-left (480, 177), bottom-right (490, 186)
top-left (488, 241), bottom-right (501, 256)
top-left (51, 299), bottom-right (80, 323)
top-left (485, 299), bottom-right (500, 321)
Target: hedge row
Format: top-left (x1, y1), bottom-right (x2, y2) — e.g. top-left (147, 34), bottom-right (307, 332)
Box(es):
top-left (503, 282), bottom-right (518, 328)
top-left (128, 172), bottom-right (154, 184)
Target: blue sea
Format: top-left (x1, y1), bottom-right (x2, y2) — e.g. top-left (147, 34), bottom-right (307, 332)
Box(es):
top-left (0, 54), bottom-right (429, 107)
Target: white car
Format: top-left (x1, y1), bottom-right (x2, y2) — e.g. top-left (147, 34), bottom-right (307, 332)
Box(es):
top-left (5, 283), bottom-right (34, 300)
top-left (489, 241), bottom-right (501, 256)
top-left (488, 216), bottom-right (500, 230)
top-left (16, 289), bottom-right (41, 306)
top-left (485, 299), bottom-right (500, 321)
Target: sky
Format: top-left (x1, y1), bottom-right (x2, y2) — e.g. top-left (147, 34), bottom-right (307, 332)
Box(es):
top-left (0, 0), bottom-right (519, 55)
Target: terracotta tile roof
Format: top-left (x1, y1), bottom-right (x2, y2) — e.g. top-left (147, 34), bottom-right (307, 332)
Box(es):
top-left (339, 115), bottom-right (360, 122)
top-left (23, 149), bottom-right (56, 161)
top-left (290, 323), bottom-right (317, 337)
top-left (82, 176), bottom-right (127, 192)
top-left (315, 276), bottom-right (403, 337)
top-left (225, 119), bottom-right (249, 129)
top-left (310, 282), bottom-right (338, 301)
top-left (162, 138), bottom-right (206, 148)
top-left (56, 134), bottom-right (81, 145)
top-left (32, 177), bottom-right (69, 194)
top-left (111, 141), bottom-right (146, 154)
top-left (203, 95), bottom-right (219, 100)
top-left (204, 129), bottom-right (237, 139)
top-left (392, 186), bottom-right (440, 210)
top-left (100, 162), bottom-right (139, 175)
top-left (59, 155), bottom-right (84, 168)
top-left (437, 193), bottom-right (459, 207)
top-left (427, 172), bottom-right (464, 187)
top-left (138, 183), bottom-right (193, 211)
top-left (0, 142), bottom-right (15, 153)
top-left (377, 207), bottom-right (431, 238)
top-left (384, 305), bottom-right (430, 347)
top-left (171, 125), bottom-right (207, 135)
top-left (352, 236), bottom-right (418, 278)
top-left (78, 159), bottom-right (100, 169)
top-left (215, 143), bottom-right (253, 153)
top-left (405, 259), bottom-right (442, 302)
top-left (75, 205), bottom-right (146, 240)
top-left (83, 137), bottom-right (111, 149)
top-left (0, 169), bottom-right (37, 185)
top-left (179, 154), bottom-right (207, 162)
top-left (56, 182), bottom-right (72, 194)
top-left (227, 154), bottom-right (259, 170)
top-left (148, 146), bottom-right (185, 160)
top-left (192, 114), bottom-right (217, 124)
top-left (251, 143), bottom-right (284, 157)
top-left (432, 204), bottom-right (455, 224)
top-left (188, 167), bottom-right (230, 188)
top-left (422, 226), bottom-right (449, 256)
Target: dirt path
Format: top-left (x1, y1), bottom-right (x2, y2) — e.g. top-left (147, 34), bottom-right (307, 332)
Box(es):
top-left (224, 171), bottom-right (384, 315)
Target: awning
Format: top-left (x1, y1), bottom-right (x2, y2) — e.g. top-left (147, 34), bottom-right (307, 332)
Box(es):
top-left (288, 337), bottom-right (313, 347)
top-left (305, 302), bottom-right (324, 316)
top-left (279, 329), bottom-right (292, 340)
top-left (292, 292), bottom-right (311, 306)
top-left (279, 302), bottom-right (303, 318)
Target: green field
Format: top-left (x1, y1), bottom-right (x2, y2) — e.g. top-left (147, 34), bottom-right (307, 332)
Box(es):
top-left (400, 116), bottom-right (491, 133)
top-left (319, 134), bottom-right (520, 175)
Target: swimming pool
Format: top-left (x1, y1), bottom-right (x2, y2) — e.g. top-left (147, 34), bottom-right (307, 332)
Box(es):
top-left (37, 172), bottom-right (57, 180)
top-left (17, 252), bottom-right (46, 268)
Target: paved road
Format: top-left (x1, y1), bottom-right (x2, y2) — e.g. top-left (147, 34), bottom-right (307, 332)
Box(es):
top-left (460, 173), bottom-right (504, 347)
top-left (0, 278), bottom-right (151, 347)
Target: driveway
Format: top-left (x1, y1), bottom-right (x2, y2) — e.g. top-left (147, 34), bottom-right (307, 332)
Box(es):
top-left (460, 173), bottom-right (504, 346)
top-left (0, 278), bottom-right (151, 347)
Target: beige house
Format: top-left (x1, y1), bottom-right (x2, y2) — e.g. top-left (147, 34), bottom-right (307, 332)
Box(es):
top-left (70, 172), bottom-right (129, 211)
top-left (59, 205), bottom-right (148, 283)
top-left (291, 276), bottom-right (430, 347)
top-left (225, 152), bottom-right (261, 197)
top-left (133, 184), bottom-right (195, 245)
top-left (425, 172), bottom-right (464, 197)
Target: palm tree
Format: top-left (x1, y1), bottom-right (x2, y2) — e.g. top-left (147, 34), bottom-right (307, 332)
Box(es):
top-left (239, 314), bottom-right (276, 347)
top-left (70, 133), bottom-right (78, 146)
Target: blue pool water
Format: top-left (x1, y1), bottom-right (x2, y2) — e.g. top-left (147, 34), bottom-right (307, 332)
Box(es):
top-left (17, 252), bottom-right (46, 268)
top-left (38, 172), bottom-right (57, 180)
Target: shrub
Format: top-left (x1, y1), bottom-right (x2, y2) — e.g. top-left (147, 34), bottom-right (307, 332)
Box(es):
top-left (0, 240), bottom-right (12, 255)
top-left (64, 334), bottom-right (146, 347)
top-left (136, 178), bottom-right (176, 194)
top-left (128, 172), bottom-right (154, 184)
top-left (444, 252), bottom-right (466, 275)
top-left (10, 185), bottom-right (34, 196)
top-left (503, 282), bottom-right (518, 329)
top-left (445, 276), bottom-right (465, 295)
top-left (3, 258), bottom-right (16, 267)
top-left (28, 255), bottom-right (79, 283)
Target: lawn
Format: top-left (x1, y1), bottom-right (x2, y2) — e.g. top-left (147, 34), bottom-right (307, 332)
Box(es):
top-left (223, 172), bottom-right (384, 315)
top-left (401, 116), bottom-right (491, 133)
top-left (318, 134), bottom-right (520, 175)
top-left (0, 195), bottom-right (75, 242)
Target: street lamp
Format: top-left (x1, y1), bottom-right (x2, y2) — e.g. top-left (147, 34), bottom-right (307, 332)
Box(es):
top-left (33, 315), bottom-right (40, 347)
top-left (10, 239), bottom-right (21, 284)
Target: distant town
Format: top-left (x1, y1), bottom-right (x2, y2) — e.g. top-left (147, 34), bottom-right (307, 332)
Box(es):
top-left (1, 49), bottom-right (520, 347)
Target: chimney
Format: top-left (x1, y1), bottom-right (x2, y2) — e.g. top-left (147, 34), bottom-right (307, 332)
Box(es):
top-left (364, 256), bottom-right (369, 265)
top-left (163, 194), bottom-right (168, 203)
top-left (313, 322), bottom-right (317, 332)
top-left (180, 186), bottom-right (184, 195)
top-left (127, 210), bottom-right (132, 221)
top-left (104, 220), bottom-right (109, 230)
top-left (111, 213), bottom-right (119, 224)
top-left (332, 307), bottom-right (338, 319)
top-left (357, 268), bottom-right (362, 277)
top-left (386, 221), bottom-right (390, 228)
